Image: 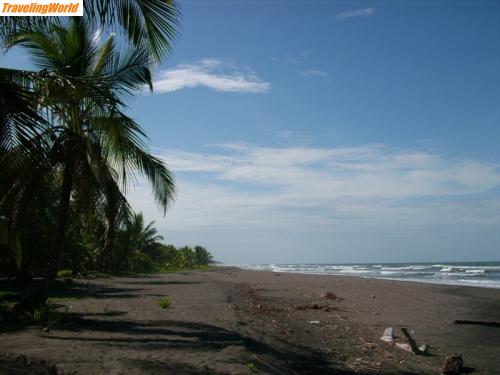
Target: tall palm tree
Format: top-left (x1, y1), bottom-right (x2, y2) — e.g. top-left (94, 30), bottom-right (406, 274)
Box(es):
top-left (5, 18), bottom-right (175, 311)
top-left (0, 0), bottom-right (180, 186)
top-left (1, 1), bottom-right (179, 180)
top-left (1, 68), bottom-right (103, 267)
top-left (0, 68), bottom-right (47, 259)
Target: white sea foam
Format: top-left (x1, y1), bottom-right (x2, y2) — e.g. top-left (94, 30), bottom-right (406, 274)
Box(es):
top-left (239, 262), bottom-right (500, 289)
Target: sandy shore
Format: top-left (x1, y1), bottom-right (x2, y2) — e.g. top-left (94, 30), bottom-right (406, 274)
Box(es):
top-left (1, 267), bottom-right (499, 374)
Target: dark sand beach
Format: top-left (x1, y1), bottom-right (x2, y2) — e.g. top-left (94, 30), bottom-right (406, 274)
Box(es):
top-left (1, 267), bottom-right (499, 374)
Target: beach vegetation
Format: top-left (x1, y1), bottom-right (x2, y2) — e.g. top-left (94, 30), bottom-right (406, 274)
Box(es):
top-left (246, 362), bottom-right (257, 372)
top-left (56, 269), bottom-right (73, 279)
top-left (0, 290), bottom-right (19, 302)
top-left (23, 304), bottom-right (57, 326)
top-left (158, 296), bottom-right (172, 309)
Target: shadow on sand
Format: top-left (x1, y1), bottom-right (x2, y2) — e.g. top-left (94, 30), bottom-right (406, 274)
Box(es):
top-left (45, 318), bottom-right (420, 375)
top-left (119, 280), bottom-right (203, 286)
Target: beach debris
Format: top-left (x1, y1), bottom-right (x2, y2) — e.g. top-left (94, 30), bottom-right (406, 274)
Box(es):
top-left (296, 303), bottom-right (322, 310)
top-left (323, 305), bottom-right (336, 312)
top-left (395, 343), bottom-right (412, 352)
top-left (418, 344), bottom-right (428, 355)
top-left (380, 327), bottom-right (394, 342)
top-left (319, 291), bottom-right (337, 300)
top-left (299, 303), bottom-right (322, 310)
top-left (440, 354), bottom-right (464, 375)
top-left (308, 320), bottom-right (321, 325)
top-left (454, 319), bottom-right (500, 328)
top-left (252, 303), bottom-right (285, 313)
top-left (295, 303), bottom-right (336, 311)
top-left (381, 327), bottom-right (429, 355)
top-left (401, 327), bottom-right (427, 355)
top-left (370, 294), bottom-right (376, 298)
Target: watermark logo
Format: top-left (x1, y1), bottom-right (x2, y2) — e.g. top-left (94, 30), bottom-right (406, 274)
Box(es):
top-left (1, 0), bottom-right (82, 16)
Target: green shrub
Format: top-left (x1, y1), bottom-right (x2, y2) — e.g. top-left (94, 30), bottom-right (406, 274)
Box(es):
top-left (247, 362), bottom-right (257, 372)
top-left (24, 305), bottom-right (56, 326)
top-left (56, 269), bottom-right (73, 278)
top-left (158, 296), bottom-right (171, 309)
top-left (0, 291), bottom-right (19, 302)
top-left (129, 252), bottom-right (156, 273)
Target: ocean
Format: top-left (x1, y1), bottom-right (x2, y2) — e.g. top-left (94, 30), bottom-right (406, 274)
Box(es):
top-left (241, 262), bottom-right (500, 289)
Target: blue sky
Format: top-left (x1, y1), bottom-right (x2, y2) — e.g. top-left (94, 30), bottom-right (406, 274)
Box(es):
top-left (3, 0), bottom-right (500, 263)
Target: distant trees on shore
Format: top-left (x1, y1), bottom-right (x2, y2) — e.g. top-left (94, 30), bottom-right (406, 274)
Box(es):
top-left (0, 206), bottom-right (214, 279)
top-left (106, 212), bottom-right (214, 274)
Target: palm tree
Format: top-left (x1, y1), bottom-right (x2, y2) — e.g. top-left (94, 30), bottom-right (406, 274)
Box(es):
top-left (0, 0), bottom-right (180, 197)
top-left (0, 69), bottom-right (44, 263)
top-left (1, 2), bottom-right (179, 197)
top-left (5, 18), bottom-right (175, 311)
top-left (0, 67), bottom-right (85, 269)
top-left (177, 246), bottom-right (195, 268)
top-left (112, 212), bottom-right (163, 272)
top-left (194, 246), bottom-right (213, 265)
top-left (126, 212), bottom-right (164, 253)
top-left (135, 213), bottom-right (164, 251)
top-left (1, 0), bottom-right (179, 63)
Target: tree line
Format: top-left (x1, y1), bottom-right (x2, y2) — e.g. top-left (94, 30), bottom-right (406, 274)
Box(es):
top-left (0, 205), bottom-right (214, 279)
top-left (0, 2), bottom-right (216, 313)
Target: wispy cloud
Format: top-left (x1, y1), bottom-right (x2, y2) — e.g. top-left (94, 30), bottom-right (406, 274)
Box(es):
top-left (129, 143), bottom-right (499, 223)
top-left (127, 143), bottom-right (500, 262)
top-left (157, 143), bottom-right (500, 199)
top-left (298, 69), bottom-right (331, 79)
top-left (270, 50), bottom-right (311, 64)
top-left (153, 59), bottom-right (270, 94)
top-left (335, 8), bottom-right (375, 19)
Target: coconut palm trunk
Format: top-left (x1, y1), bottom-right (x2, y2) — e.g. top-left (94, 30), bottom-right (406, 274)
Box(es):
top-left (99, 211), bottom-right (116, 273)
top-left (13, 161), bottom-right (74, 313)
top-left (48, 161), bottom-right (74, 281)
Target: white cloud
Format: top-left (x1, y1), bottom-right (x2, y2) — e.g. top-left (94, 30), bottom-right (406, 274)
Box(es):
top-left (335, 8), bottom-right (375, 19)
top-left (126, 143), bottom-right (500, 262)
top-left (156, 144), bottom-right (500, 200)
top-left (153, 59), bottom-right (270, 94)
top-left (298, 70), bottom-right (331, 79)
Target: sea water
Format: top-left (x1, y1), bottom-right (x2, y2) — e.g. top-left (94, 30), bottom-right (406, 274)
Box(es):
top-left (241, 262), bottom-right (500, 289)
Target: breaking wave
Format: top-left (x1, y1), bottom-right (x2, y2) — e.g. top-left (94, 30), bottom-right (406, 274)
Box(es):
top-left (240, 262), bottom-right (500, 289)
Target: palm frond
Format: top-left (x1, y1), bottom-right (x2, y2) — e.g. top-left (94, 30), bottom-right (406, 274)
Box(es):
top-left (90, 0), bottom-right (180, 62)
top-left (89, 110), bottom-right (175, 213)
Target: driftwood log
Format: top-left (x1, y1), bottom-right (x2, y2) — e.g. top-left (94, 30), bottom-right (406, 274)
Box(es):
top-left (454, 320), bottom-right (500, 328)
top-left (401, 328), bottom-right (425, 355)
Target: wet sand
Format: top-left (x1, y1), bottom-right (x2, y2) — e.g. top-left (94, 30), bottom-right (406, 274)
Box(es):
top-left (1, 267), bottom-right (499, 374)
